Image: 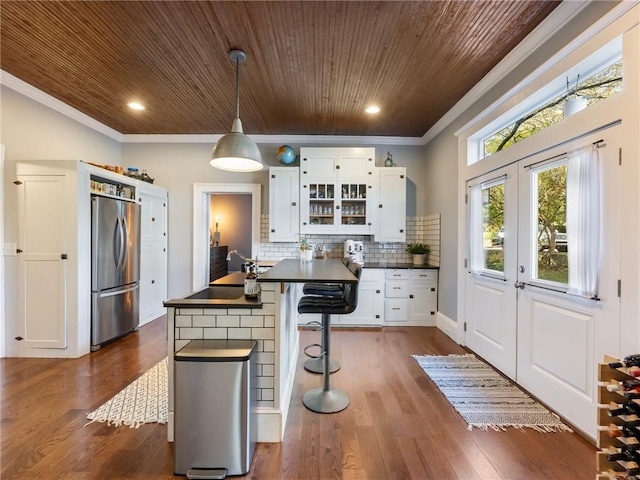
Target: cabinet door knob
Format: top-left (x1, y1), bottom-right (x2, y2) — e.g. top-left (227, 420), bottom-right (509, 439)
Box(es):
top-left (292, 202), bottom-right (296, 206)
top-left (409, 294), bottom-right (414, 298)
top-left (431, 287), bottom-right (436, 291)
top-left (151, 279), bottom-right (155, 284)
top-left (271, 229), bottom-right (275, 232)
top-left (151, 217), bottom-right (155, 221)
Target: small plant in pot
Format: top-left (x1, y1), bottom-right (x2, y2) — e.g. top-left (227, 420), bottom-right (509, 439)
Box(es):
top-left (406, 243), bottom-right (430, 265)
top-left (299, 236), bottom-right (313, 263)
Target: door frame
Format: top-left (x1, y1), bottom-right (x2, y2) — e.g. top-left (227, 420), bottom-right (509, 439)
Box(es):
top-left (0, 145), bottom-right (4, 357)
top-left (192, 183), bottom-right (260, 291)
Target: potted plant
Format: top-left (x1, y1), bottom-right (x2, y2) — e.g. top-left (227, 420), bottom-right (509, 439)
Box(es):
top-left (563, 75), bottom-right (587, 118)
top-left (406, 243), bottom-right (430, 265)
top-left (299, 236), bottom-right (313, 263)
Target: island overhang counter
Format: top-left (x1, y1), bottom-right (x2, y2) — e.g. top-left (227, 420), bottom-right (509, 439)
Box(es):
top-left (165, 258), bottom-right (356, 444)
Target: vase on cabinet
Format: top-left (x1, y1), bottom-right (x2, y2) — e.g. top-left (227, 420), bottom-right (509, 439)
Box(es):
top-left (412, 253), bottom-right (427, 265)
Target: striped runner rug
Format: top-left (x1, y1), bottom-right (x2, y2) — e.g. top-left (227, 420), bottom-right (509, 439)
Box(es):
top-left (85, 357), bottom-right (168, 428)
top-left (412, 353), bottom-right (572, 432)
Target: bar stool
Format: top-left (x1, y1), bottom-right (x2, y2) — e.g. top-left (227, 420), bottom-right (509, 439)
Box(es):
top-left (297, 263), bottom-right (361, 413)
top-left (301, 257), bottom-right (351, 374)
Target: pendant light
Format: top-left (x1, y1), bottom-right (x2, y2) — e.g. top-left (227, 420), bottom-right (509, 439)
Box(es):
top-left (210, 49), bottom-right (263, 172)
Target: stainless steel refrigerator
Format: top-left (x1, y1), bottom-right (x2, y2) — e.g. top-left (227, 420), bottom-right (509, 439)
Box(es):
top-left (91, 196), bottom-right (141, 350)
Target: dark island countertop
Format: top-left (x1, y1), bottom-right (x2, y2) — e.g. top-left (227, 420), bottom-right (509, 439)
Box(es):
top-left (257, 258), bottom-right (358, 284)
top-left (210, 272), bottom-right (245, 286)
top-left (364, 263), bottom-right (439, 270)
top-left (164, 285), bottom-right (262, 308)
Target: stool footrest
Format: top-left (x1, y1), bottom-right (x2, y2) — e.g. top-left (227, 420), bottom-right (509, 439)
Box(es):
top-left (303, 343), bottom-right (324, 359)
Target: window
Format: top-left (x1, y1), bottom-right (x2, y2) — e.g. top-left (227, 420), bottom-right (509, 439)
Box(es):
top-left (479, 181), bottom-right (505, 273)
top-left (532, 161), bottom-right (568, 284)
top-left (483, 60), bottom-right (622, 158)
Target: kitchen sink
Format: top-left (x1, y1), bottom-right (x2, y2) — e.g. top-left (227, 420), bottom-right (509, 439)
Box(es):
top-left (186, 286), bottom-right (244, 300)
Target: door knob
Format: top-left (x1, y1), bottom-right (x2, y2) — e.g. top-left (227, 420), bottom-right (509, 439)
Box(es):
top-left (514, 281), bottom-right (525, 289)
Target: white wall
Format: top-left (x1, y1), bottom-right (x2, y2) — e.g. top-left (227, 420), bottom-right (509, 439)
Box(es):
top-left (1, 85), bottom-right (122, 356)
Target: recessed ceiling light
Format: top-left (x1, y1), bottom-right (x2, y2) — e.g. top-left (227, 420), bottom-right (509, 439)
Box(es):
top-left (365, 105), bottom-right (380, 114)
top-left (127, 102), bottom-right (145, 111)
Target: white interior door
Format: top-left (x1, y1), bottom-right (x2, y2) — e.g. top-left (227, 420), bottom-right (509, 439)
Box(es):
top-left (465, 164), bottom-right (518, 380)
top-left (516, 130), bottom-right (621, 436)
top-left (17, 175), bottom-right (67, 350)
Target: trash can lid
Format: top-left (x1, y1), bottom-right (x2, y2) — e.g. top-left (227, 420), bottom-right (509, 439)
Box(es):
top-left (175, 339), bottom-right (257, 362)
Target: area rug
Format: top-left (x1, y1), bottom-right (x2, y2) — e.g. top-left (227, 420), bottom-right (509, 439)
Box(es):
top-left (85, 357), bottom-right (168, 428)
top-left (412, 353), bottom-right (572, 432)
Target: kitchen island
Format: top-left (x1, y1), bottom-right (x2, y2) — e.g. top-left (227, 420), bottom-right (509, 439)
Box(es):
top-left (165, 258), bottom-right (356, 443)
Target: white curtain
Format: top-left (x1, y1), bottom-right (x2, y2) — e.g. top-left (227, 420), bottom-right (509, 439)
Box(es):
top-left (468, 184), bottom-right (484, 274)
top-left (566, 145), bottom-right (601, 299)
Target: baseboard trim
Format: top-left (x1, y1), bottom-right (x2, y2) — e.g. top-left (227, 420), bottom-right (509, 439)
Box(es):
top-left (436, 311), bottom-right (459, 343)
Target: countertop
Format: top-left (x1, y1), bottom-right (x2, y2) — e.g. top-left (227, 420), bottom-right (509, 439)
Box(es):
top-left (257, 258), bottom-right (358, 284)
top-left (210, 272), bottom-right (245, 286)
top-left (163, 285), bottom-right (262, 308)
top-left (364, 263), bottom-right (439, 269)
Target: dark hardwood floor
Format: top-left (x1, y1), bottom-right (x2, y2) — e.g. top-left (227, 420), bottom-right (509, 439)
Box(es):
top-left (1, 317), bottom-right (596, 479)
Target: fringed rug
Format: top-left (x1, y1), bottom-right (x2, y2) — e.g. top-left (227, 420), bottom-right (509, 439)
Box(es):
top-left (412, 353), bottom-right (572, 432)
top-left (85, 357), bottom-right (168, 428)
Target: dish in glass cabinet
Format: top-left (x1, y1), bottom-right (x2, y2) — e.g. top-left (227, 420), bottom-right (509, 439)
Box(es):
top-left (310, 218), bottom-right (319, 224)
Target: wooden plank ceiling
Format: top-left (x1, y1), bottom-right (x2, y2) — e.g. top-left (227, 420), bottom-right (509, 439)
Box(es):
top-left (0, 1), bottom-right (560, 137)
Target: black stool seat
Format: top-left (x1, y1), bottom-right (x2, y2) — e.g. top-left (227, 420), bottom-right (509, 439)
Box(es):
top-left (302, 283), bottom-right (344, 298)
top-left (297, 263), bottom-right (361, 414)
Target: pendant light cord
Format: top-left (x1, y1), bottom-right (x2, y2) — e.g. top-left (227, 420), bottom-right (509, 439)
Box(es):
top-left (235, 55), bottom-right (240, 120)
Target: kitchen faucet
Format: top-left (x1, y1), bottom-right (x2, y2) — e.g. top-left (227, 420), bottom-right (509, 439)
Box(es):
top-left (226, 250), bottom-right (257, 264)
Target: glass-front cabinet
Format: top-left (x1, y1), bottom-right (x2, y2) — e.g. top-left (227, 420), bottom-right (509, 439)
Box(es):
top-left (301, 179), bottom-right (374, 234)
top-left (299, 147), bottom-right (376, 234)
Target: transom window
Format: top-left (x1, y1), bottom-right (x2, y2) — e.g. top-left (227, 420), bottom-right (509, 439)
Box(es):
top-left (483, 60), bottom-right (622, 158)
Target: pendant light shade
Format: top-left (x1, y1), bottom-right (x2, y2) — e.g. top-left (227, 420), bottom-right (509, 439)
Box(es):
top-left (210, 49), bottom-right (263, 172)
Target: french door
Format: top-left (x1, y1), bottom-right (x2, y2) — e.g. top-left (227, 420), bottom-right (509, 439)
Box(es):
top-left (465, 164), bottom-right (518, 380)
top-left (465, 127), bottom-right (621, 436)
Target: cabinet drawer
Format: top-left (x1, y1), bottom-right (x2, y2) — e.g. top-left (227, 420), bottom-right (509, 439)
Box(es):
top-left (385, 269), bottom-right (409, 280)
top-left (411, 270), bottom-right (437, 281)
top-left (385, 281), bottom-right (409, 298)
top-left (385, 299), bottom-right (408, 322)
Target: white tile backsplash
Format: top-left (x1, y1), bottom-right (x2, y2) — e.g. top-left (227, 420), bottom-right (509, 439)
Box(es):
top-left (259, 214), bottom-right (440, 266)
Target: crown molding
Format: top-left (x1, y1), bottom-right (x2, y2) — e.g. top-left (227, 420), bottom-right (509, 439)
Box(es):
top-left (1, 70), bottom-right (123, 142)
top-left (121, 133), bottom-right (424, 146)
top-left (422, 0), bottom-right (591, 145)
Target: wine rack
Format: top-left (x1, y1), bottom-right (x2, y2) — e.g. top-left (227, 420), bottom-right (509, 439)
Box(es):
top-left (597, 354), bottom-right (640, 480)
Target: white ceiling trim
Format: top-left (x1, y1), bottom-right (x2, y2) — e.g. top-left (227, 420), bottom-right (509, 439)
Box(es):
top-left (0, 70), bottom-right (124, 141)
top-left (121, 133), bottom-right (424, 146)
top-left (422, 0), bottom-right (590, 145)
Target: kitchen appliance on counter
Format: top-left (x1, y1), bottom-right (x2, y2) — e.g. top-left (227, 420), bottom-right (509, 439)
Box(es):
top-left (91, 196), bottom-right (141, 351)
top-left (343, 239), bottom-right (364, 265)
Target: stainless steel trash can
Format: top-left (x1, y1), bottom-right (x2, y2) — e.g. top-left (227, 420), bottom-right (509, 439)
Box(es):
top-left (174, 339), bottom-right (258, 479)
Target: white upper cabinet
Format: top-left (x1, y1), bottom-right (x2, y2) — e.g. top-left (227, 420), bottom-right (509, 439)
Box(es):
top-left (300, 147), bottom-right (374, 178)
top-left (269, 167), bottom-right (299, 242)
top-left (374, 167), bottom-right (406, 242)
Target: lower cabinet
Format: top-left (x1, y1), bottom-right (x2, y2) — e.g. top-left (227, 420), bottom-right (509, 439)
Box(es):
top-left (335, 268), bottom-right (384, 326)
top-left (384, 269), bottom-right (438, 326)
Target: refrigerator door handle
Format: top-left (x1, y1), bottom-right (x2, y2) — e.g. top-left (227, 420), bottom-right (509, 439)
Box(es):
top-left (117, 216), bottom-right (125, 270)
top-left (98, 284), bottom-right (138, 298)
top-left (113, 216), bottom-right (121, 270)
top-left (122, 214), bottom-right (130, 268)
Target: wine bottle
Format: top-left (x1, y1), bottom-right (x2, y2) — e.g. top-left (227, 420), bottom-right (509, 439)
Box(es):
top-left (607, 446), bottom-right (640, 462)
top-left (607, 424), bottom-right (640, 438)
top-left (609, 354), bottom-right (640, 369)
top-left (608, 379), bottom-right (640, 392)
top-left (609, 401), bottom-right (640, 417)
